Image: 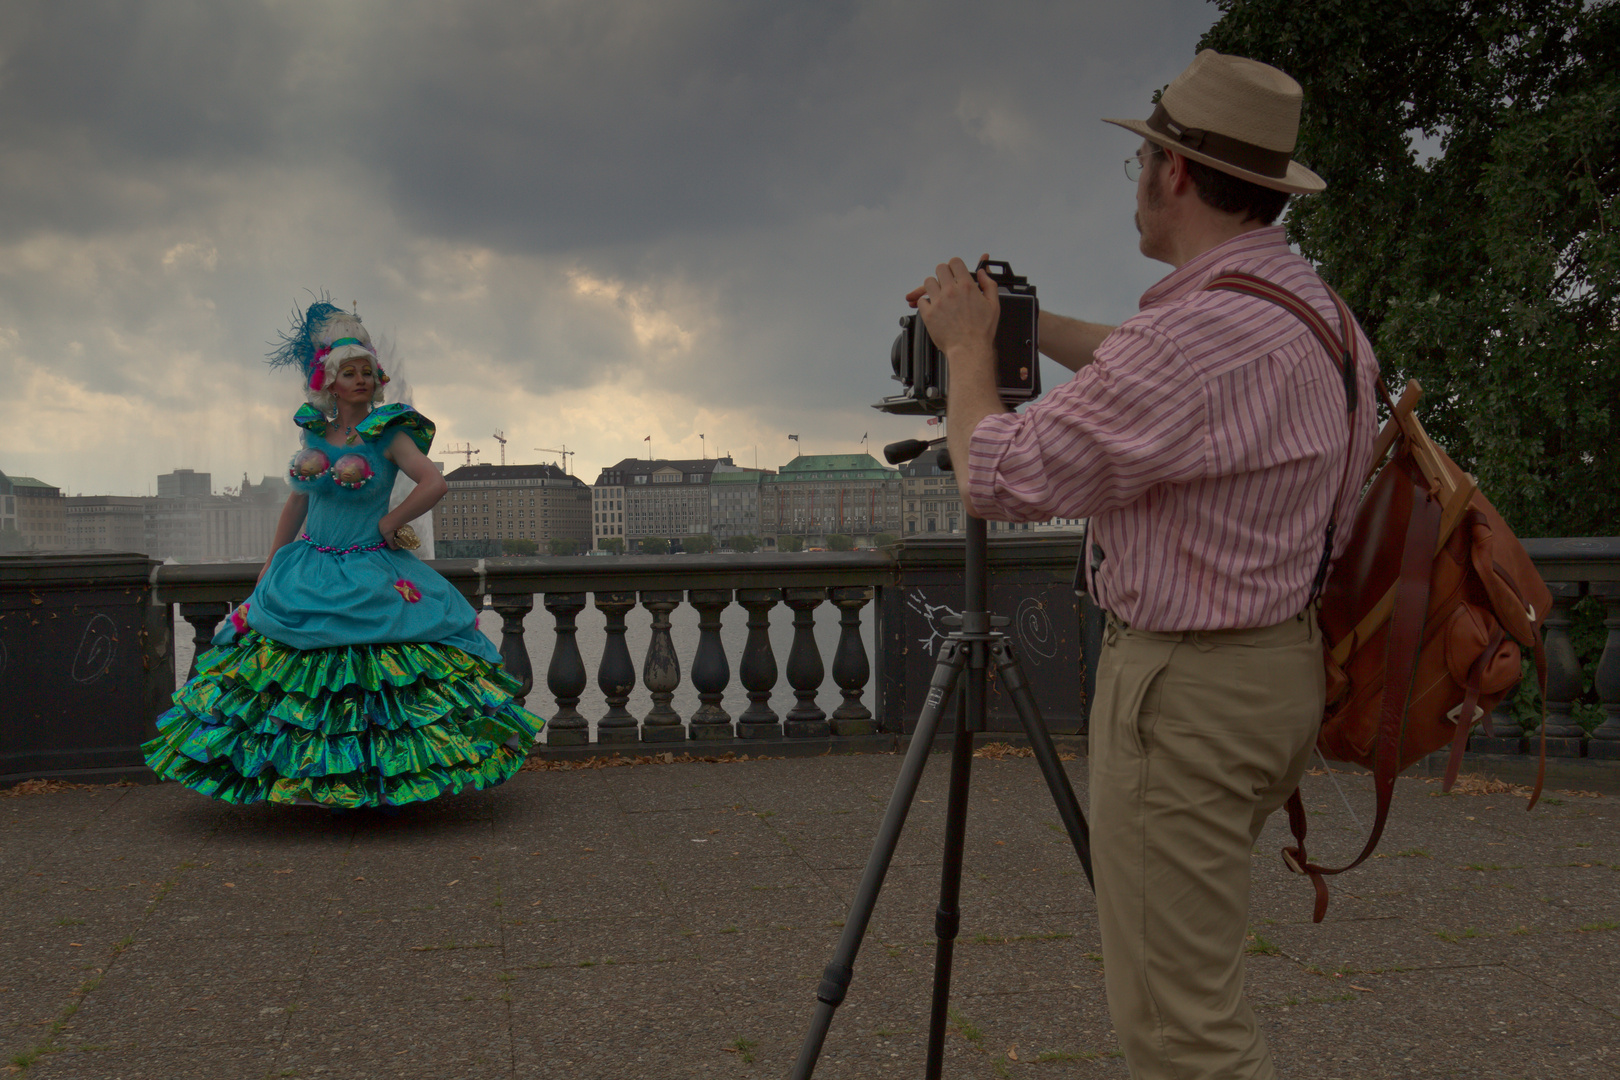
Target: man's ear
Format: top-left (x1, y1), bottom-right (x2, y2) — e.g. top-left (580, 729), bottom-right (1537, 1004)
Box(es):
top-left (1164, 148), bottom-right (1195, 196)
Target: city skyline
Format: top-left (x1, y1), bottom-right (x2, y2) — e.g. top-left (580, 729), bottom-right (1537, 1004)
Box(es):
top-left (0, 2), bottom-right (1221, 501)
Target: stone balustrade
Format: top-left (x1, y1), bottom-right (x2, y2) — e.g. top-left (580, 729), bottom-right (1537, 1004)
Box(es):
top-left (3, 535), bottom-right (1617, 781)
top-left (1475, 538), bottom-right (1620, 761)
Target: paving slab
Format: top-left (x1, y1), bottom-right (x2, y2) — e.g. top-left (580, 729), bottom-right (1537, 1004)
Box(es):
top-left (0, 752), bottom-right (1615, 1078)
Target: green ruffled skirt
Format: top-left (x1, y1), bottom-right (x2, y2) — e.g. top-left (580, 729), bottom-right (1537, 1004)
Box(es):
top-left (143, 632), bottom-right (544, 808)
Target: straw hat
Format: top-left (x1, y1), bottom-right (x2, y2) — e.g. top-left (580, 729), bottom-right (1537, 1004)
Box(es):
top-left (1105, 50), bottom-right (1325, 194)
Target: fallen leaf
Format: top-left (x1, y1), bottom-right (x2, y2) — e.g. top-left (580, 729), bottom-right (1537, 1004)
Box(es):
top-left (223, 883), bottom-right (236, 888)
top-left (1349, 984), bottom-right (1374, 992)
top-left (274, 869), bottom-right (293, 875)
top-left (68, 943), bottom-right (82, 947)
top-left (446, 880), bottom-right (460, 886)
top-left (1008, 1047), bottom-right (1019, 1061)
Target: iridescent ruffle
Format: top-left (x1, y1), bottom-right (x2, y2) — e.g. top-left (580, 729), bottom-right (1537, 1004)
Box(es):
top-left (143, 633), bottom-right (543, 808)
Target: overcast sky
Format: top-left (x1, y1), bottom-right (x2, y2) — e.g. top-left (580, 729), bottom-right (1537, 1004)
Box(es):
top-left (0, 0), bottom-right (1223, 496)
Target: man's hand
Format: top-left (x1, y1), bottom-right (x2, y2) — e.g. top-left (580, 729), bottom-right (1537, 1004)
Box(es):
top-left (910, 256), bottom-right (1000, 370)
top-left (908, 255), bottom-right (1010, 519)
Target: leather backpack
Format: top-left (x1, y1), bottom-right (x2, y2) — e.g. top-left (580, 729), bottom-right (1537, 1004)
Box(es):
top-left (1207, 273), bottom-right (1551, 922)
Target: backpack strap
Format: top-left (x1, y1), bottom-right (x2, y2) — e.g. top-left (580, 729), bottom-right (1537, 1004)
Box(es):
top-left (1280, 463), bottom-right (1444, 920)
top-left (1205, 272), bottom-right (1360, 605)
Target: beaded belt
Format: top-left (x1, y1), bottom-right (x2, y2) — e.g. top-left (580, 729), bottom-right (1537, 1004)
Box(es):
top-left (301, 533), bottom-right (387, 556)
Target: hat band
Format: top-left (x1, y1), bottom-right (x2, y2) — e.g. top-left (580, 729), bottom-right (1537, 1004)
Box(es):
top-left (1146, 103), bottom-right (1293, 179)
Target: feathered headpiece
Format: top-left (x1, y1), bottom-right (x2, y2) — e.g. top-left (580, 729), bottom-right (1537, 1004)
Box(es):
top-left (267, 294), bottom-right (388, 408)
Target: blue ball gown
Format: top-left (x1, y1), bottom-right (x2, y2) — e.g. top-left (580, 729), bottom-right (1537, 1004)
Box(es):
top-left (143, 404), bottom-right (543, 807)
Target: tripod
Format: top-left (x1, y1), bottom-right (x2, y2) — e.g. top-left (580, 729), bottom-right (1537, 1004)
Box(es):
top-left (791, 505), bottom-right (1095, 1079)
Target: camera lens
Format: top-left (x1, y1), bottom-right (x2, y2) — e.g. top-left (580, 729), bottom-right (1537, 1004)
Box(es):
top-left (891, 330), bottom-right (907, 382)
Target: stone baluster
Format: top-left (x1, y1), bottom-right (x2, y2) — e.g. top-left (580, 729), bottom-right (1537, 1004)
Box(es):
top-left (492, 594), bottom-right (535, 706)
top-left (736, 588), bottom-right (783, 739)
top-left (1587, 582), bottom-right (1620, 760)
top-left (1472, 698), bottom-right (1525, 756)
top-left (688, 589), bottom-right (734, 741)
top-left (1540, 582), bottom-right (1586, 756)
top-left (783, 587), bottom-right (829, 738)
top-left (179, 601), bottom-right (229, 681)
top-left (543, 593), bottom-right (588, 746)
top-left (595, 592), bottom-right (639, 745)
top-left (640, 591), bottom-right (685, 743)
top-left (828, 586), bottom-right (875, 736)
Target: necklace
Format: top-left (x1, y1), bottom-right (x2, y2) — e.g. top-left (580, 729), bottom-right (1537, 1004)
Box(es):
top-left (332, 414), bottom-right (363, 446)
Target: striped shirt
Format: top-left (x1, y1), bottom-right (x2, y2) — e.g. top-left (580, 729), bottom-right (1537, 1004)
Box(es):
top-left (967, 227), bottom-right (1380, 631)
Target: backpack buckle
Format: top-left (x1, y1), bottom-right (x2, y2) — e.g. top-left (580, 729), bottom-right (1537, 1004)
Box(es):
top-left (1446, 702), bottom-right (1485, 726)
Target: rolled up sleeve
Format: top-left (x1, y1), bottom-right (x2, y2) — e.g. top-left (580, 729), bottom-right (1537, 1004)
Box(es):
top-left (965, 321), bottom-right (1211, 521)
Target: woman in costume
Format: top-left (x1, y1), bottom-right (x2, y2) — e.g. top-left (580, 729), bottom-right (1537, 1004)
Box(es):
top-left (143, 300), bottom-right (543, 808)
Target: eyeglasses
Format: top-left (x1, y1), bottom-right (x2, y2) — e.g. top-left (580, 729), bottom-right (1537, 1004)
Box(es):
top-left (1123, 148), bottom-right (1160, 182)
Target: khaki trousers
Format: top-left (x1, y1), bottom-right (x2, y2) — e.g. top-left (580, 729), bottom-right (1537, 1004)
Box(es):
top-left (1089, 612), bottom-right (1323, 1080)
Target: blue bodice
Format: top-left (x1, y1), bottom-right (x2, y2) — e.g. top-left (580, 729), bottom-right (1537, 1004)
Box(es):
top-left (217, 405), bottom-right (497, 662)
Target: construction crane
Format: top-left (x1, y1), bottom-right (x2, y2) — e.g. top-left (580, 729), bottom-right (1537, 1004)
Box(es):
top-left (492, 431), bottom-right (507, 466)
top-left (447, 442), bottom-right (480, 466)
top-left (535, 446), bottom-right (574, 474)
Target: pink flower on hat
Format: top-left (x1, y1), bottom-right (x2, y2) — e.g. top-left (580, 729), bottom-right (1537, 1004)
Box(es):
top-left (393, 579), bottom-right (422, 603)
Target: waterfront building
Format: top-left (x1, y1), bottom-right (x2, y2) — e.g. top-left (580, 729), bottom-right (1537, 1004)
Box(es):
top-left (591, 477), bottom-right (624, 551)
top-left (595, 457), bottom-right (763, 552)
top-left (139, 475), bottom-right (290, 562)
top-left (65, 496), bottom-right (148, 552)
top-left (898, 448), bottom-right (962, 536)
top-left (896, 448), bottom-right (1080, 537)
top-left (0, 473), bottom-right (65, 550)
top-left (760, 454), bottom-right (901, 547)
top-left (157, 468), bottom-right (212, 499)
top-left (709, 468), bottom-right (773, 547)
top-left (435, 463), bottom-right (591, 549)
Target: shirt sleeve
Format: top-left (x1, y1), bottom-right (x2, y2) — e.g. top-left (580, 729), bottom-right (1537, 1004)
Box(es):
top-left (966, 320), bottom-right (1212, 521)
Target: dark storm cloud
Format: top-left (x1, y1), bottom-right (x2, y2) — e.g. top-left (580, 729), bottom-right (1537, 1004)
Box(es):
top-left (0, 0), bottom-right (1228, 496)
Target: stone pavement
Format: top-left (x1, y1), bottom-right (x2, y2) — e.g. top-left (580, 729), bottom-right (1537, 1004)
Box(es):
top-left (2, 750), bottom-right (1616, 1079)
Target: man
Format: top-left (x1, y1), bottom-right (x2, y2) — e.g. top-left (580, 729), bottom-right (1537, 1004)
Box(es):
top-left (911, 51), bottom-right (1379, 1079)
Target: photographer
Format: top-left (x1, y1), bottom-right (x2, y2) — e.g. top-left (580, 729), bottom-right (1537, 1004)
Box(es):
top-left (910, 52), bottom-right (1379, 1080)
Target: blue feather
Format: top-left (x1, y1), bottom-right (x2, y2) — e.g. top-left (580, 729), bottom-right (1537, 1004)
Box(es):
top-left (266, 294), bottom-right (342, 373)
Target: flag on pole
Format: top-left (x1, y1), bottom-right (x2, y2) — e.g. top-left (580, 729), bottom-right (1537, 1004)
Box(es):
top-left (644, 435), bottom-right (651, 441)
top-left (788, 434), bottom-right (799, 441)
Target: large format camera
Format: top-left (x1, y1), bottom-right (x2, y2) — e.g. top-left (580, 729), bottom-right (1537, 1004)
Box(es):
top-left (873, 258), bottom-right (1041, 417)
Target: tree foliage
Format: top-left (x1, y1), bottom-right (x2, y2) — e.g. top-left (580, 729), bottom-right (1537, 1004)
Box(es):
top-left (776, 534), bottom-right (805, 553)
top-left (728, 533), bottom-right (760, 553)
top-left (1202, 0), bottom-right (1619, 536)
top-left (502, 538), bottom-right (539, 556)
top-left (545, 538), bottom-right (578, 556)
top-left (681, 533), bottom-right (717, 554)
top-left (638, 536), bottom-right (670, 555)
top-left (599, 537), bottom-right (625, 555)
top-left (826, 533), bottom-right (855, 551)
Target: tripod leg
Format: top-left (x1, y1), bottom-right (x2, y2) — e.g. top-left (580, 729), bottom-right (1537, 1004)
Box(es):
top-left (790, 639), bottom-right (967, 1080)
top-left (991, 636), bottom-right (1095, 889)
top-left (925, 659), bottom-right (981, 1078)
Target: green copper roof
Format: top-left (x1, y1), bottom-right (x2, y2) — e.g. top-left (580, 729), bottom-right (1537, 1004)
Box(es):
top-left (767, 454), bottom-right (898, 483)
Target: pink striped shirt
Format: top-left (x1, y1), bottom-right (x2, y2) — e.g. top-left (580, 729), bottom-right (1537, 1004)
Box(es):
top-left (967, 227), bottom-right (1380, 631)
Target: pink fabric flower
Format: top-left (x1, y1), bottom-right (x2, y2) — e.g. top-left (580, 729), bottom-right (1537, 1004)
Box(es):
top-left (393, 579), bottom-right (422, 603)
top-left (308, 366), bottom-right (326, 391)
top-left (229, 601), bottom-right (252, 634)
